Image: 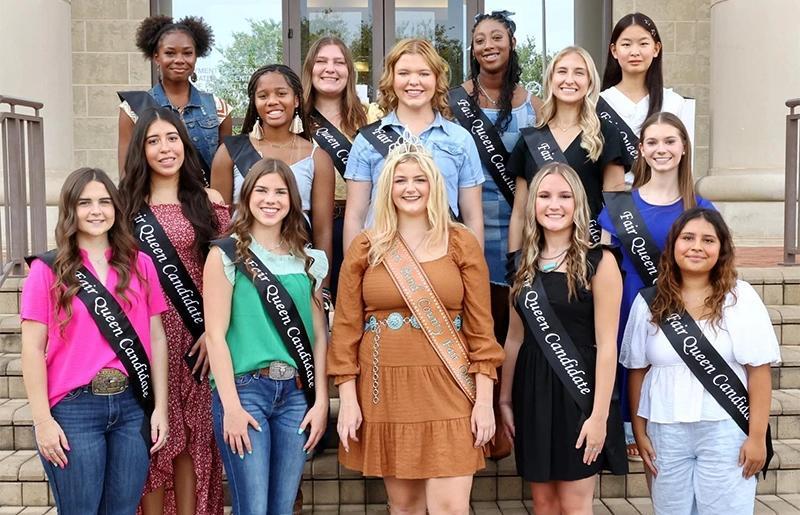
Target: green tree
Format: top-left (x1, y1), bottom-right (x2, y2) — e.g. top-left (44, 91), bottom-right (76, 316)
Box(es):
top-left (516, 35), bottom-right (551, 96)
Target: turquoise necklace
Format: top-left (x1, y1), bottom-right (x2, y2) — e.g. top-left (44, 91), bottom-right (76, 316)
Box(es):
top-left (539, 248), bottom-right (568, 272)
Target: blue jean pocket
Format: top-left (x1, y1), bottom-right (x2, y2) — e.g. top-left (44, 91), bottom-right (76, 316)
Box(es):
top-left (60, 387), bottom-right (85, 403)
top-left (234, 373), bottom-right (257, 387)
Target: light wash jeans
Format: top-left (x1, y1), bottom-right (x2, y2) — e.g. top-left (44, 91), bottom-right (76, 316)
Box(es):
top-left (648, 418), bottom-right (756, 515)
top-left (212, 372), bottom-right (308, 515)
top-left (39, 387), bottom-right (150, 514)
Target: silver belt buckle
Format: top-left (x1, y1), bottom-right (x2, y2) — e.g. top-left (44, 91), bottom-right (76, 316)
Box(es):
top-left (268, 361), bottom-right (296, 380)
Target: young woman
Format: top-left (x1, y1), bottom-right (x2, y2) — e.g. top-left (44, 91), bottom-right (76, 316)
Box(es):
top-left (203, 159), bottom-right (329, 514)
top-left (118, 15), bottom-right (232, 183)
top-left (600, 12), bottom-right (694, 184)
top-left (21, 168), bottom-right (169, 514)
top-left (343, 38), bottom-right (485, 250)
top-left (598, 112), bottom-right (714, 460)
top-left (210, 64), bottom-right (334, 288)
top-left (329, 142), bottom-right (504, 513)
top-left (622, 208), bottom-right (780, 514)
top-left (301, 36), bottom-right (369, 305)
top-left (119, 107), bottom-right (229, 515)
top-left (500, 163), bottom-right (627, 514)
top-left (508, 46), bottom-right (628, 251)
top-left (454, 10), bottom-right (542, 346)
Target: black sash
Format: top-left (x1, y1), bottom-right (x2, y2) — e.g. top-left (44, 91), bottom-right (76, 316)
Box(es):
top-left (358, 120), bottom-right (402, 158)
top-left (448, 86), bottom-right (514, 206)
top-left (26, 252), bottom-right (156, 419)
top-left (213, 238), bottom-right (316, 406)
top-left (602, 192), bottom-right (660, 286)
top-left (118, 91), bottom-right (212, 175)
top-left (224, 134), bottom-right (262, 178)
top-left (310, 109), bottom-right (351, 179)
top-left (521, 126), bottom-right (568, 170)
top-left (641, 287), bottom-right (773, 477)
top-left (596, 97), bottom-right (639, 163)
top-left (517, 274), bottom-right (594, 416)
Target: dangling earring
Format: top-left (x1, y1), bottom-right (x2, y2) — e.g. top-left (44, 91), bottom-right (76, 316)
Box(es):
top-left (251, 116), bottom-right (263, 140)
top-left (190, 71), bottom-right (198, 83)
top-left (289, 108), bottom-right (304, 134)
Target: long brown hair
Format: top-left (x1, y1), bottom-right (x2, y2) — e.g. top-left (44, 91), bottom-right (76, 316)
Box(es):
top-left (228, 158), bottom-right (318, 302)
top-left (649, 208), bottom-right (737, 329)
top-left (632, 112), bottom-right (696, 210)
top-left (302, 36), bottom-right (367, 138)
top-left (53, 168), bottom-right (142, 331)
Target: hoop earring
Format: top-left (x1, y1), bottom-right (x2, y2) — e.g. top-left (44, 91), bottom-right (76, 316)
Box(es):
top-left (289, 109), bottom-right (304, 134)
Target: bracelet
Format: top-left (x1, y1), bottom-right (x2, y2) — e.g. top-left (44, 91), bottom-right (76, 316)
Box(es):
top-left (33, 417), bottom-right (55, 427)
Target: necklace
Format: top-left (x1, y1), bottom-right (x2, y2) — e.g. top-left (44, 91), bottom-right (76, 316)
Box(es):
top-left (261, 134), bottom-right (296, 149)
top-left (553, 122), bottom-right (577, 133)
top-left (477, 79), bottom-right (498, 106)
top-left (539, 258), bottom-right (563, 273)
top-left (540, 248), bottom-right (569, 260)
top-left (263, 239), bottom-right (284, 252)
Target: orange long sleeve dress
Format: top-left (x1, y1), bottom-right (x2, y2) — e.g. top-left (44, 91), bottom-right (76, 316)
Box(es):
top-left (328, 227), bottom-right (505, 478)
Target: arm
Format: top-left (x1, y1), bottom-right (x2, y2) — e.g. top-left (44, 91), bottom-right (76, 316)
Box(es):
top-left (498, 305), bottom-right (524, 441)
top-left (458, 185), bottom-right (484, 247)
top-left (210, 144), bottom-right (235, 206)
top-left (118, 109), bottom-right (135, 177)
top-left (628, 366), bottom-right (657, 475)
top-left (299, 289), bottom-right (330, 451)
top-left (148, 315), bottom-right (169, 452)
top-left (218, 115), bottom-right (233, 141)
top-left (311, 149), bottom-right (335, 289)
top-left (602, 162), bottom-right (626, 192)
top-left (342, 181), bottom-right (371, 252)
top-left (740, 364), bottom-right (772, 478)
top-left (507, 177), bottom-right (529, 253)
top-left (577, 250), bottom-right (622, 464)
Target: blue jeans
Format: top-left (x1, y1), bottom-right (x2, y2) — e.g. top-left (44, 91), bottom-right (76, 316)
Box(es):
top-left (212, 373), bottom-right (309, 515)
top-left (38, 387), bottom-right (150, 514)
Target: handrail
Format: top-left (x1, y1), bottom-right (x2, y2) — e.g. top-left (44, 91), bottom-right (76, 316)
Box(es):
top-left (0, 95), bottom-right (47, 285)
top-left (784, 99), bottom-right (800, 264)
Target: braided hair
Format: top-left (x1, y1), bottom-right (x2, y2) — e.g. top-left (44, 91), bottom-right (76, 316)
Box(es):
top-left (240, 64), bottom-right (311, 141)
top-left (468, 11), bottom-right (522, 134)
top-left (136, 15), bottom-right (214, 59)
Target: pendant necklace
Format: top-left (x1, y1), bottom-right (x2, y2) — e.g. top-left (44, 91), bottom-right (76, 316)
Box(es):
top-left (539, 248), bottom-right (568, 272)
top-left (477, 79), bottom-right (499, 106)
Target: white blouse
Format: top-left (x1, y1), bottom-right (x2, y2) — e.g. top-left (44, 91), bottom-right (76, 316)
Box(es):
top-left (620, 280), bottom-right (781, 424)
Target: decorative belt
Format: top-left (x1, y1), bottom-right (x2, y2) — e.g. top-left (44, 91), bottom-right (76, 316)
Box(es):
top-left (364, 313), bottom-right (463, 332)
top-left (251, 361), bottom-right (297, 381)
top-left (89, 368), bottom-right (128, 395)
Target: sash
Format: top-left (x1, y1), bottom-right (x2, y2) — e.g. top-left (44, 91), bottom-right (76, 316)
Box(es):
top-left (596, 96), bottom-right (639, 163)
top-left (26, 251), bottom-right (155, 418)
top-left (213, 238), bottom-right (316, 405)
top-left (602, 192), bottom-right (661, 286)
top-left (310, 109), bottom-right (351, 178)
top-left (358, 120), bottom-right (402, 158)
top-left (516, 275), bottom-right (594, 416)
top-left (448, 86), bottom-right (514, 206)
top-left (377, 236), bottom-right (477, 403)
top-left (118, 91), bottom-right (212, 175)
top-left (521, 126), bottom-right (568, 170)
top-left (224, 134), bottom-right (262, 178)
top-left (641, 287), bottom-right (773, 477)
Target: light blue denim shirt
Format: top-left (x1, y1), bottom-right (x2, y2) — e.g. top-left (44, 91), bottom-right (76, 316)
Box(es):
top-left (344, 110), bottom-right (484, 224)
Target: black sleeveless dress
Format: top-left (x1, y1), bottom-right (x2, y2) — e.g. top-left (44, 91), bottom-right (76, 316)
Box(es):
top-left (511, 248), bottom-right (627, 482)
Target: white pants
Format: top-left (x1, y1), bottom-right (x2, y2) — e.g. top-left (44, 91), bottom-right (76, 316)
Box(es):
top-left (648, 419), bottom-right (756, 515)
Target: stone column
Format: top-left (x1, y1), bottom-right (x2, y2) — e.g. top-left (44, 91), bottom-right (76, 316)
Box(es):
top-left (696, 0), bottom-right (800, 245)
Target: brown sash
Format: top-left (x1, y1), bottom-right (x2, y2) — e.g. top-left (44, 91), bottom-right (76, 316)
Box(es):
top-left (377, 235), bottom-right (477, 403)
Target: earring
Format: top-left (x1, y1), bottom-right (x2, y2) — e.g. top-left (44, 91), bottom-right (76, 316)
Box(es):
top-left (190, 71), bottom-right (198, 83)
top-left (289, 109), bottom-right (304, 134)
top-left (251, 116), bottom-right (263, 140)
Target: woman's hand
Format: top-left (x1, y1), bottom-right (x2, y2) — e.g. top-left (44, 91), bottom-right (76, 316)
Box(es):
top-left (739, 435), bottom-right (767, 479)
top-left (471, 402), bottom-right (496, 448)
top-left (300, 398), bottom-right (329, 453)
top-left (188, 333), bottom-right (210, 379)
top-left (635, 433), bottom-right (658, 476)
top-left (223, 405), bottom-right (262, 459)
top-left (150, 406), bottom-right (169, 453)
top-left (576, 415), bottom-right (607, 465)
top-left (498, 401), bottom-right (515, 442)
top-left (35, 418), bottom-right (70, 468)
top-left (336, 397), bottom-right (362, 453)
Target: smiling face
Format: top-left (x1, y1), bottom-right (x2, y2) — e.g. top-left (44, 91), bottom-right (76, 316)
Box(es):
top-left (673, 217), bottom-right (721, 276)
top-left (391, 159), bottom-right (431, 218)
top-left (248, 172), bottom-right (290, 229)
top-left (311, 43), bottom-right (349, 97)
top-left (640, 122), bottom-right (685, 176)
top-left (154, 30), bottom-right (196, 83)
top-left (392, 53), bottom-right (436, 110)
top-left (550, 52), bottom-right (590, 105)
top-left (76, 180), bottom-right (115, 239)
top-left (535, 173), bottom-right (575, 234)
top-left (254, 72), bottom-right (299, 129)
top-left (471, 19), bottom-right (514, 73)
top-left (611, 24), bottom-right (660, 76)
top-left (145, 119), bottom-right (184, 178)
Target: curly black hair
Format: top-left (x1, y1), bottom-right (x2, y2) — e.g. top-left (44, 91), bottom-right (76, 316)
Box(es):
top-left (135, 15), bottom-right (214, 59)
top-left (468, 12), bottom-right (522, 134)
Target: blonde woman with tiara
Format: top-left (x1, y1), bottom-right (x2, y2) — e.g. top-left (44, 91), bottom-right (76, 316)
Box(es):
top-left (329, 142), bottom-right (504, 513)
top-left (508, 46), bottom-right (629, 251)
top-left (501, 163), bottom-right (627, 514)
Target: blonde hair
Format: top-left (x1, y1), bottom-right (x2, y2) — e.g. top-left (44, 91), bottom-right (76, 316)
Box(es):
top-left (510, 162), bottom-right (596, 301)
top-left (536, 46), bottom-right (604, 162)
top-left (368, 141), bottom-right (454, 265)
top-left (377, 38), bottom-right (452, 118)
